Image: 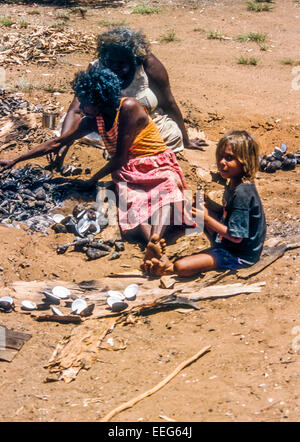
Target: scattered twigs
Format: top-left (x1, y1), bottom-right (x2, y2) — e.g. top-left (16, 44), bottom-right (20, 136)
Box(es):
top-left (101, 345), bottom-right (211, 422)
top-left (159, 414), bottom-right (176, 422)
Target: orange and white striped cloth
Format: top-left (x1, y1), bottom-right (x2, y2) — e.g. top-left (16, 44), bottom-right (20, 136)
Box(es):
top-left (96, 97), bottom-right (166, 158)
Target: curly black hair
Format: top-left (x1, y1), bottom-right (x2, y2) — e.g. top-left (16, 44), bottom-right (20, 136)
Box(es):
top-left (72, 65), bottom-right (121, 110)
top-left (97, 26), bottom-right (150, 66)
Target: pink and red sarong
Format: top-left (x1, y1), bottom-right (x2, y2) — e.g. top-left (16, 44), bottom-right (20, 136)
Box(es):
top-left (112, 149), bottom-right (195, 232)
top-left (96, 101), bottom-right (194, 233)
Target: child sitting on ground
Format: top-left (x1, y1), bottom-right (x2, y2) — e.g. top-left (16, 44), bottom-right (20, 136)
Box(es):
top-left (145, 130), bottom-right (266, 276)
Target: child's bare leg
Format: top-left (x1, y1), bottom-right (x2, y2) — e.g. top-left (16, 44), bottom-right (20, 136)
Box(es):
top-left (142, 205), bottom-right (171, 264)
top-left (173, 253), bottom-right (217, 277)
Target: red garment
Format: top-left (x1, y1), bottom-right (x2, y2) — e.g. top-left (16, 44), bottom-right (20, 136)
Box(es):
top-left (96, 99), bottom-right (194, 232)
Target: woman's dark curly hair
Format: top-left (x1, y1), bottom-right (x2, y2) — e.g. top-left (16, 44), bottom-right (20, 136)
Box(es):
top-left (97, 26), bottom-right (150, 66)
top-left (72, 65), bottom-right (121, 110)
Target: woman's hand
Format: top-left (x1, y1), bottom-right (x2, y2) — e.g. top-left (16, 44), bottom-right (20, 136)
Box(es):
top-left (68, 178), bottom-right (97, 191)
top-left (0, 158), bottom-right (17, 171)
top-left (185, 138), bottom-right (209, 151)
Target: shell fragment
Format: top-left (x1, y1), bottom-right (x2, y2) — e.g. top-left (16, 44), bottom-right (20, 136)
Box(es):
top-left (21, 300), bottom-right (37, 311)
top-left (52, 286), bottom-right (70, 299)
top-left (71, 298), bottom-right (87, 314)
top-left (124, 284), bottom-right (139, 301)
top-left (107, 297), bottom-right (128, 312)
top-left (50, 305), bottom-right (64, 316)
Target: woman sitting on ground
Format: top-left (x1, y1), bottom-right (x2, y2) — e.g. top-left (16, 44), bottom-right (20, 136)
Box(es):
top-left (0, 65), bottom-right (194, 266)
top-left (51, 26), bottom-right (207, 170)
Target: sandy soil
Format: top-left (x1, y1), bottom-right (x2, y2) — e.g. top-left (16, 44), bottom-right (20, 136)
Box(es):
top-left (0, 0), bottom-right (299, 423)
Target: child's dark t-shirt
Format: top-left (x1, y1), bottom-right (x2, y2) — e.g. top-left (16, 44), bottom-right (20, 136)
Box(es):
top-left (216, 182), bottom-right (266, 265)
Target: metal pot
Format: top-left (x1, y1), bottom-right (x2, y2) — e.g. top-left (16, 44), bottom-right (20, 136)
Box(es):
top-left (42, 112), bottom-right (57, 129)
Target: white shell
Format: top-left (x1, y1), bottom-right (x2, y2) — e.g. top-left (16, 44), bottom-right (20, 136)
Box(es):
top-left (106, 297), bottom-right (127, 312)
top-left (21, 300), bottom-right (37, 311)
top-left (52, 286), bottom-right (70, 299)
top-left (274, 146), bottom-right (283, 158)
top-left (52, 214), bottom-right (65, 223)
top-left (0, 296), bottom-right (13, 304)
top-left (76, 215), bottom-right (100, 237)
top-left (71, 298), bottom-right (87, 314)
top-left (124, 284), bottom-right (139, 301)
top-left (50, 305), bottom-right (64, 316)
top-left (107, 290), bottom-right (125, 300)
top-left (281, 143), bottom-right (287, 153)
top-left (43, 290), bottom-right (60, 304)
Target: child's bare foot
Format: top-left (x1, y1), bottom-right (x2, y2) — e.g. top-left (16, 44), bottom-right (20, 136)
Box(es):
top-left (143, 234), bottom-right (167, 263)
top-left (144, 255), bottom-right (174, 276)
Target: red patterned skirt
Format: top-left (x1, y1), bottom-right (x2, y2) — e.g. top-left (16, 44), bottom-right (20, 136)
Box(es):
top-left (112, 149), bottom-right (194, 232)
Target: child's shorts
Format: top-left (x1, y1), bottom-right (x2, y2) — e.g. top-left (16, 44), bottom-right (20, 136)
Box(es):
top-left (209, 247), bottom-right (248, 270)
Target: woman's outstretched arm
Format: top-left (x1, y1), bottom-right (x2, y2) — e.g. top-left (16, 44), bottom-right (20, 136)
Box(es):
top-left (0, 117), bottom-right (94, 170)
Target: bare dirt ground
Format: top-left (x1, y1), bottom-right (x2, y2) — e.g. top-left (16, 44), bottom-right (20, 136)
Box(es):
top-left (0, 0), bottom-right (299, 423)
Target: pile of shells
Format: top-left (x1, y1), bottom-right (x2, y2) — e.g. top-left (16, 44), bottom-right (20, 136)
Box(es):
top-left (0, 27), bottom-right (96, 66)
top-left (259, 144), bottom-right (300, 173)
top-left (10, 285), bottom-right (94, 317)
top-left (53, 204), bottom-right (124, 261)
top-left (0, 89), bottom-right (42, 117)
top-left (106, 283), bottom-right (139, 313)
top-left (0, 165), bottom-right (71, 231)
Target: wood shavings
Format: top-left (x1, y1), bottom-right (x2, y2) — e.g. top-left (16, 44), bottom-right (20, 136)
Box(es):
top-left (0, 27), bottom-right (97, 66)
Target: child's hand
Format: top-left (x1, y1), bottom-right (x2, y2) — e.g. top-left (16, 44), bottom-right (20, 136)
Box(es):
top-left (192, 203), bottom-right (208, 219)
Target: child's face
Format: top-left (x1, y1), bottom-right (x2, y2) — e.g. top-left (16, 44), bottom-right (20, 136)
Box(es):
top-left (217, 143), bottom-right (243, 181)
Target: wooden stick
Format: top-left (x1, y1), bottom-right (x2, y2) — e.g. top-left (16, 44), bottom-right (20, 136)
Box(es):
top-left (35, 315), bottom-right (82, 324)
top-left (101, 345), bottom-right (211, 422)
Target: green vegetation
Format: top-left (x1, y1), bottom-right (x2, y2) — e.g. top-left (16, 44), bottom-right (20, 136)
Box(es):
top-left (50, 22), bottom-right (69, 31)
top-left (27, 10), bottom-right (40, 15)
top-left (236, 32), bottom-right (267, 43)
top-left (247, 2), bottom-right (274, 11)
top-left (14, 77), bottom-right (34, 93)
top-left (160, 29), bottom-right (178, 43)
top-left (19, 20), bottom-right (29, 29)
top-left (132, 6), bottom-right (161, 14)
top-left (237, 56), bottom-right (258, 65)
top-left (70, 7), bottom-right (87, 18)
top-left (97, 19), bottom-right (126, 27)
top-left (260, 43), bottom-right (268, 51)
top-left (281, 58), bottom-right (293, 65)
top-left (42, 83), bottom-right (68, 93)
top-left (56, 13), bottom-right (70, 21)
top-left (193, 27), bottom-right (206, 33)
top-left (0, 17), bottom-right (15, 27)
top-left (280, 58), bottom-right (300, 66)
top-left (207, 30), bottom-right (229, 40)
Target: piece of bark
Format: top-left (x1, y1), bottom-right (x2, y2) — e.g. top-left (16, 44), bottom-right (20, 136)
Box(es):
top-left (0, 349), bottom-right (17, 362)
top-left (188, 282), bottom-right (265, 301)
top-left (35, 315), bottom-right (82, 324)
top-left (237, 237), bottom-right (300, 279)
top-left (5, 329), bottom-right (32, 350)
top-left (0, 327), bottom-right (32, 362)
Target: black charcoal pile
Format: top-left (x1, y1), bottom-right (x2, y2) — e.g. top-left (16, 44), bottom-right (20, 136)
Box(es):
top-left (0, 165), bottom-right (71, 232)
top-left (259, 143), bottom-right (300, 173)
top-left (0, 88), bottom-right (42, 117)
